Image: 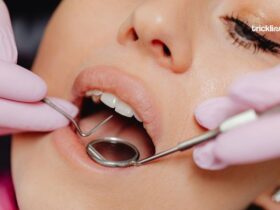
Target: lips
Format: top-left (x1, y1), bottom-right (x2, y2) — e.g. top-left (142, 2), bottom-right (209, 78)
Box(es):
top-left (71, 65), bottom-right (162, 146)
top-left (51, 65), bottom-right (163, 172)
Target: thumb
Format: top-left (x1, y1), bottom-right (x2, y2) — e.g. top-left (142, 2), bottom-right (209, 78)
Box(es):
top-left (194, 97), bottom-right (246, 130)
top-left (193, 115), bottom-right (280, 170)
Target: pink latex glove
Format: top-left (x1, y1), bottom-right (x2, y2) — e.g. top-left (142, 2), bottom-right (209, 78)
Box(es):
top-left (0, 1), bottom-right (78, 136)
top-left (193, 65), bottom-right (280, 170)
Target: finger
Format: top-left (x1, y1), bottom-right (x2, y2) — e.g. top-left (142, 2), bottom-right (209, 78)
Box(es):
top-left (0, 97), bottom-right (78, 131)
top-left (194, 97), bottom-right (247, 130)
top-left (230, 65), bottom-right (280, 111)
top-left (193, 115), bottom-right (280, 170)
top-left (215, 115), bottom-right (280, 165)
top-left (0, 1), bottom-right (17, 63)
top-left (0, 61), bottom-right (47, 102)
top-left (193, 141), bottom-right (228, 170)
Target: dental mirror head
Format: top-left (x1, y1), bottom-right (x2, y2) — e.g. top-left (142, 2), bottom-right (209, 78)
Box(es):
top-left (86, 137), bottom-right (140, 168)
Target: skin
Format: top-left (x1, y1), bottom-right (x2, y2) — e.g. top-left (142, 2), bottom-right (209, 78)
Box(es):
top-left (12, 0), bottom-right (280, 209)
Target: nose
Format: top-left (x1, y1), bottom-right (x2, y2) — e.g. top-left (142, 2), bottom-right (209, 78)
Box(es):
top-left (118, 1), bottom-right (192, 73)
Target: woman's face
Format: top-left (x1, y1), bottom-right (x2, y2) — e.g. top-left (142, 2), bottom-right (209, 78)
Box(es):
top-left (12, 0), bottom-right (280, 209)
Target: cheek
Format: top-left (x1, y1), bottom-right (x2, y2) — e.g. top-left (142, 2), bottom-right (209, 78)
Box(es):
top-left (32, 0), bottom-right (135, 100)
top-left (11, 134), bottom-right (59, 208)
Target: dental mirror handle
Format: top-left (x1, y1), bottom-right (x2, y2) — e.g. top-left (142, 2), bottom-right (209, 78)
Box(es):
top-left (136, 108), bottom-right (262, 166)
top-left (178, 108), bottom-right (263, 151)
top-left (136, 106), bottom-right (280, 166)
top-left (136, 128), bottom-right (220, 165)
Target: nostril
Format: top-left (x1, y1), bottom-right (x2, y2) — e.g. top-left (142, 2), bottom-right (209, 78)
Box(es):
top-left (163, 44), bottom-right (171, 57)
top-left (151, 40), bottom-right (171, 57)
top-left (128, 28), bottom-right (139, 41)
top-left (132, 28), bottom-right (139, 41)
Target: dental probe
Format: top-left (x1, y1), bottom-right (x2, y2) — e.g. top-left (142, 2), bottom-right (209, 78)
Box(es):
top-left (42, 98), bottom-right (113, 137)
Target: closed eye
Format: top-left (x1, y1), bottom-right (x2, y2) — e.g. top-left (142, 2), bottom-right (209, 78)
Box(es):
top-left (221, 15), bottom-right (280, 55)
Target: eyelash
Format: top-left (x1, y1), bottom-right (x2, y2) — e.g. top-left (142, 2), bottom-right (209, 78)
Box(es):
top-left (222, 15), bottom-right (280, 55)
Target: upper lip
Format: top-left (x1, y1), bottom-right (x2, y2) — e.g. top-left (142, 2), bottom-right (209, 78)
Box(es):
top-left (71, 65), bottom-right (162, 145)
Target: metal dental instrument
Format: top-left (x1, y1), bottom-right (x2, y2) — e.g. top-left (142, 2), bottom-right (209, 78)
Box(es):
top-left (85, 105), bottom-right (280, 168)
top-left (43, 97), bottom-right (280, 168)
top-left (42, 98), bottom-right (113, 137)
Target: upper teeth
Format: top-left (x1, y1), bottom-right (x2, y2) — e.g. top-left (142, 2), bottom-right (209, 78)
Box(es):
top-left (85, 90), bottom-right (142, 122)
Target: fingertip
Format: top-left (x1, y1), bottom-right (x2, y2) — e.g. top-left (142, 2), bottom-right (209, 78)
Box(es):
top-left (193, 142), bottom-right (228, 170)
top-left (16, 65), bottom-right (48, 101)
top-left (35, 98), bottom-right (79, 131)
top-left (194, 97), bottom-right (243, 130)
top-left (0, 98), bottom-right (78, 132)
top-left (48, 97), bottom-right (79, 117)
top-left (0, 63), bottom-right (47, 102)
top-left (26, 73), bottom-right (48, 101)
top-left (194, 98), bottom-right (220, 129)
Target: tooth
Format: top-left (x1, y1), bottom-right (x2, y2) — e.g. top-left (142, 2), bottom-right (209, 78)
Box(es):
top-left (92, 96), bottom-right (101, 104)
top-left (85, 90), bottom-right (103, 97)
top-left (134, 112), bottom-right (142, 122)
top-left (101, 93), bottom-right (118, 108)
top-left (115, 101), bottom-right (134, 118)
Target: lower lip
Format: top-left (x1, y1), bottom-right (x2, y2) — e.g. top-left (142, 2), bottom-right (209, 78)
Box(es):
top-left (51, 126), bottom-right (136, 174)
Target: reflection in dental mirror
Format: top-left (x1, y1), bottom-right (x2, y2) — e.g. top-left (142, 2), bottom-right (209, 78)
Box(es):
top-left (90, 139), bottom-right (138, 162)
top-left (86, 137), bottom-right (140, 167)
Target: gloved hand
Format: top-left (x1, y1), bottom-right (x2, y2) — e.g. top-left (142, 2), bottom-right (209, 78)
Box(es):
top-left (193, 65), bottom-right (280, 170)
top-left (0, 1), bottom-right (78, 136)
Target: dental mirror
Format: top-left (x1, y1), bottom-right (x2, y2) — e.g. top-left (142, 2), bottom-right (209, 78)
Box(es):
top-left (87, 137), bottom-right (140, 167)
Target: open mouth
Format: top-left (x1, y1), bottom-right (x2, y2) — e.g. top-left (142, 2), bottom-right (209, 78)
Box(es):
top-left (71, 66), bottom-right (161, 161)
top-left (77, 92), bottom-right (155, 159)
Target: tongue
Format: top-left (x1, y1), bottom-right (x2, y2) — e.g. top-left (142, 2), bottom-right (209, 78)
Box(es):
top-left (78, 109), bottom-right (155, 159)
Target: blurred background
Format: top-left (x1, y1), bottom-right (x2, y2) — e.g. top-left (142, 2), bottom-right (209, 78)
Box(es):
top-left (5, 0), bottom-right (60, 68)
top-left (0, 0), bottom-right (60, 170)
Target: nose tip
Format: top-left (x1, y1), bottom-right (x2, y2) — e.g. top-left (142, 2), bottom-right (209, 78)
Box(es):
top-left (118, 7), bottom-right (192, 73)
top-left (118, 15), bottom-right (173, 61)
